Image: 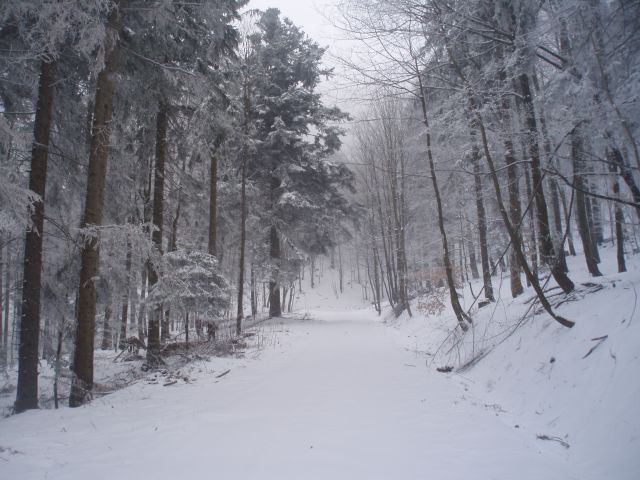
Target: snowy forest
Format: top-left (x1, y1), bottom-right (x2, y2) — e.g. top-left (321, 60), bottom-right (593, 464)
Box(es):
top-left (0, 0), bottom-right (639, 479)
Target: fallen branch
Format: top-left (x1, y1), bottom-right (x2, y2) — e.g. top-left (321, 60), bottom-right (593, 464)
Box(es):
top-left (582, 335), bottom-right (608, 359)
top-left (215, 369), bottom-right (231, 378)
top-left (536, 434), bottom-right (570, 449)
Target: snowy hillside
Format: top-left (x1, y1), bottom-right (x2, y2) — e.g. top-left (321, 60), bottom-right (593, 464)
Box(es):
top-left (388, 246), bottom-right (640, 479)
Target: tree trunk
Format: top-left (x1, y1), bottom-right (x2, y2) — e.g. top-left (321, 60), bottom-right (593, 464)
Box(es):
top-left (250, 263), bottom-right (257, 319)
top-left (607, 144), bottom-right (640, 220)
top-left (69, 2), bottom-right (125, 408)
top-left (53, 316), bottom-right (64, 409)
top-left (14, 59), bottom-right (57, 413)
top-left (118, 240), bottom-right (132, 349)
top-left (147, 98), bottom-right (168, 361)
top-left (268, 225), bottom-right (281, 317)
top-left (467, 233), bottom-right (480, 280)
top-left (5, 249), bottom-right (12, 365)
top-left (208, 137), bottom-right (222, 256)
top-left (572, 132), bottom-right (602, 277)
top-left (523, 166), bottom-right (539, 284)
top-left (100, 305), bottom-right (113, 350)
top-left (417, 76), bottom-right (470, 331)
top-left (610, 158), bottom-right (627, 273)
top-left (137, 269), bottom-right (147, 342)
top-left (584, 194), bottom-right (601, 263)
top-left (471, 135), bottom-right (494, 302)
top-left (495, 43), bottom-right (525, 298)
top-left (558, 185), bottom-right (577, 256)
top-left (0, 248), bottom-right (3, 369)
top-left (338, 243), bottom-right (344, 295)
top-left (518, 73), bottom-right (574, 293)
top-left (236, 145), bottom-right (247, 335)
top-left (161, 308), bottom-right (170, 343)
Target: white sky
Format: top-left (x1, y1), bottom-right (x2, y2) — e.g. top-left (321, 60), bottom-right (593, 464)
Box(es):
top-left (246, 0), bottom-right (339, 50)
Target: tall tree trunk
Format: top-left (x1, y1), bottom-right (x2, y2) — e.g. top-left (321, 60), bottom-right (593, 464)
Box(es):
top-left (558, 185), bottom-right (577, 256)
top-left (100, 305), bottom-right (113, 350)
top-left (250, 263), bottom-right (257, 319)
top-left (610, 157), bottom-right (627, 273)
top-left (137, 269), bottom-right (147, 342)
top-left (338, 243), bottom-right (344, 295)
top-left (467, 233), bottom-right (480, 280)
top-left (607, 144), bottom-right (640, 220)
top-left (147, 98), bottom-right (168, 362)
top-left (14, 58), bottom-right (57, 413)
top-left (236, 145), bottom-right (247, 335)
top-left (471, 136), bottom-right (494, 302)
top-left (417, 75), bottom-right (470, 331)
top-left (208, 137), bottom-right (222, 256)
top-left (5, 247), bottom-right (12, 365)
top-left (537, 99), bottom-right (569, 274)
top-left (572, 132), bottom-right (602, 277)
top-left (53, 316), bottom-right (64, 409)
top-left (69, 2), bottom-right (125, 408)
top-left (372, 172), bottom-right (396, 307)
top-left (0, 248), bottom-right (3, 369)
top-left (518, 73), bottom-right (574, 293)
top-left (268, 225), bottom-right (281, 317)
top-left (118, 240), bottom-right (132, 349)
top-left (523, 166), bottom-right (539, 284)
top-left (495, 43), bottom-right (525, 298)
top-left (506, 141), bottom-right (525, 298)
top-left (585, 194), bottom-right (601, 263)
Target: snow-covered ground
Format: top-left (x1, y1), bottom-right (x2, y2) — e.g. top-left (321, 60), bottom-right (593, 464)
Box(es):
top-left (0, 247), bottom-right (638, 479)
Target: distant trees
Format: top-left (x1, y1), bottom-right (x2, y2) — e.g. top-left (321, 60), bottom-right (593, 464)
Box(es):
top-left (236, 9), bottom-right (354, 319)
top-left (338, 0), bottom-right (639, 329)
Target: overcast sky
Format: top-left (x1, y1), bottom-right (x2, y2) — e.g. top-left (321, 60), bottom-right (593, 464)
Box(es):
top-left (246, 0), bottom-right (338, 48)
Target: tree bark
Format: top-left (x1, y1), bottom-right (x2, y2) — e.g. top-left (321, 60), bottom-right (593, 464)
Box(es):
top-left (417, 74), bottom-right (470, 331)
top-left (470, 135), bottom-right (494, 302)
top-left (147, 98), bottom-right (168, 362)
top-left (518, 73), bottom-right (574, 293)
top-left (137, 269), bottom-right (147, 342)
top-left (100, 305), bottom-right (113, 350)
top-left (15, 59), bottom-right (57, 413)
top-left (5, 247), bottom-right (12, 364)
top-left (610, 157), bottom-right (627, 273)
top-left (571, 132), bottom-right (602, 277)
top-left (608, 145), bottom-right (640, 220)
top-left (523, 166), bottom-right (539, 284)
top-left (69, 1), bottom-right (125, 408)
top-left (208, 137), bottom-right (222, 257)
top-left (250, 263), bottom-right (257, 319)
top-left (236, 144), bottom-right (248, 335)
top-left (118, 240), bottom-right (132, 349)
top-left (0, 248), bottom-right (3, 369)
top-left (268, 225), bottom-right (282, 317)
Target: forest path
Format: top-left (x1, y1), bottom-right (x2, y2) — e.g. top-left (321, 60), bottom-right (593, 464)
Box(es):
top-left (0, 309), bottom-right (576, 479)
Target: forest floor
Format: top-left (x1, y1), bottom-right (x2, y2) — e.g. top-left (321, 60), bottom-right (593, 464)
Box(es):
top-left (0, 247), bottom-right (639, 479)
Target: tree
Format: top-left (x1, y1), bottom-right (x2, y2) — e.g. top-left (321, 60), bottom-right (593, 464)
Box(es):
top-left (240, 9), bottom-right (353, 318)
top-left (70, 0), bottom-right (126, 407)
top-left (1, 0), bottom-right (113, 413)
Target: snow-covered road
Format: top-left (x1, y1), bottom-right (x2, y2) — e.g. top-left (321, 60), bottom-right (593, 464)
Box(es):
top-left (0, 310), bottom-right (579, 479)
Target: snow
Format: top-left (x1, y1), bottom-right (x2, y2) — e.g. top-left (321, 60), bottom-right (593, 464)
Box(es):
top-left (0, 248), bottom-right (639, 479)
